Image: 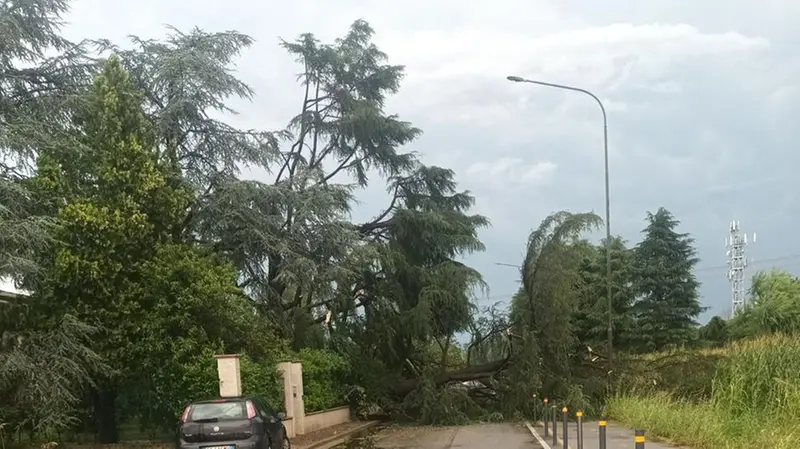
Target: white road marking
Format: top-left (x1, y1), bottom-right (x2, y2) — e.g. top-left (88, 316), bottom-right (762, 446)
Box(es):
top-left (524, 421), bottom-right (552, 449)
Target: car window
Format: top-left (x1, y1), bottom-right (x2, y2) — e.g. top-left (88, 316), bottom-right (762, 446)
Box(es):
top-left (253, 397), bottom-right (274, 418)
top-left (189, 401), bottom-right (247, 421)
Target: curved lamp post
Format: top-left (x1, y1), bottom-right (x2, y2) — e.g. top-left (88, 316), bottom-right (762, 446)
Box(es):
top-left (506, 75), bottom-right (614, 369)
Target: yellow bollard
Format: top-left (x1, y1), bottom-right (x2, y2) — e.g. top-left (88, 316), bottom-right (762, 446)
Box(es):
top-left (635, 429), bottom-right (645, 448)
top-left (543, 398), bottom-right (549, 437)
top-left (598, 417), bottom-right (607, 449)
top-left (576, 411), bottom-right (584, 449)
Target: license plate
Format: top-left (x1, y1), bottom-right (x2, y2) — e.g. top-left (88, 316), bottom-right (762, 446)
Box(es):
top-left (202, 446), bottom-right (234, 449)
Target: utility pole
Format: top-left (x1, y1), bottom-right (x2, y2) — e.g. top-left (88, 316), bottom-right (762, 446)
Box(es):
top-left (726, 220), bottom-right (755, 318)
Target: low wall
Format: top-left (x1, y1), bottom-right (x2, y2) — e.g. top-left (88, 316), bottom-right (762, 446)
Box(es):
top-left (274, 360), bottom-right (352, 438)
top-left (302, 406), bottom-right (352, 434)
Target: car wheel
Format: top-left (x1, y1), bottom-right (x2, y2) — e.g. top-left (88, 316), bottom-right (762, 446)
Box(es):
top-left (282, 435), bottom-right (291, 449)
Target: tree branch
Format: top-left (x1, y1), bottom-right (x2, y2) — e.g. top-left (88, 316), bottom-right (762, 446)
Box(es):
top-left (392, 357), bottom-right (512, 396)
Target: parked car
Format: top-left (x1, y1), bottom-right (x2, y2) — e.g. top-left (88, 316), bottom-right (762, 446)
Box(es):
top-left (177, 396), bottom-right (290, 449)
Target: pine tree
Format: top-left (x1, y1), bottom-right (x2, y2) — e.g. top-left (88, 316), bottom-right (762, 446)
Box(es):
top-left (30, 56), bottom-right (254, 442)
top-left (631, 207), bottom-right (703, 351)
top-left (0, 0), bottom-right (95, 280)
top-left (574, 236), bottom-right (636, 352)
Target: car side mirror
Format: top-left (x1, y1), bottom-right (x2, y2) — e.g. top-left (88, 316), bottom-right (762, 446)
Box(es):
top-left (277, 412), bottom-right (286, 420)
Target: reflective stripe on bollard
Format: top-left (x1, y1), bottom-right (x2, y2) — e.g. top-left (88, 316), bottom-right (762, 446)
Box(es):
top-left (635, 429), bottom-right (645, 449)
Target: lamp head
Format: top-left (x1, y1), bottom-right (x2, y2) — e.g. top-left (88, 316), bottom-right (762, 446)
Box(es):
top-left (506, 75), bottom-right (525, 82)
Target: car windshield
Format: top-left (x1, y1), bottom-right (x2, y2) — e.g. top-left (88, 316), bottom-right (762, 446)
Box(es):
top-left (189, 401), bottom-right (248, 421)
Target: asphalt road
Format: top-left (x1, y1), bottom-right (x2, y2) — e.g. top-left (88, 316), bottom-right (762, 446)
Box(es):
top-left (533, 420), bottom-right (681, 449)
top-left (371, 422), bottom-right (542, 449)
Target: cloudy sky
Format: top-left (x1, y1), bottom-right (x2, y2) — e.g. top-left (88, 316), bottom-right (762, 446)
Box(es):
top-left (59, 0), bottom-right (800, 320)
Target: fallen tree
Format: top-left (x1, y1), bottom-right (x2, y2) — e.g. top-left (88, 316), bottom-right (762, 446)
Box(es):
top-left (393, 357), bottom-right (512, 396)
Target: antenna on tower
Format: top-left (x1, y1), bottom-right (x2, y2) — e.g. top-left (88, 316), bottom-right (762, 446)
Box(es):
top-left (726, 220), bottom-right (755, 318)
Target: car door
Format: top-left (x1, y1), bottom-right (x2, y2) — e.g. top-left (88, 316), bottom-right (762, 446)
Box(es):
top-left (253, 398), bottom-right (282, 447)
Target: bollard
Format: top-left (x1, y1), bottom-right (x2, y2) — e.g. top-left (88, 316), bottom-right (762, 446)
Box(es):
top-left (543, 398), bottom-right (549, 437)
top-left (552, 406), bottom-right (558, 446)
top-left (576, 411), bottom-right (583, 449)
top-left (561, 407), bottom-right (568, 449)
top-left (598, 417), bottom-right (607, 449)
top-left (635, 429), bottom-right (645, 449)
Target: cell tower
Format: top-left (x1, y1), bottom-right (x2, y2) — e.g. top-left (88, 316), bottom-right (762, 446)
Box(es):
top-left (725, 220), bottom-right (755, 318)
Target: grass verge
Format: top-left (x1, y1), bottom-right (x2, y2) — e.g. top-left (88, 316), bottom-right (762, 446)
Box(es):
top-left (607, 392), bottom-right (800, 449)
top-left (609, 335), bottom-right (800, 448)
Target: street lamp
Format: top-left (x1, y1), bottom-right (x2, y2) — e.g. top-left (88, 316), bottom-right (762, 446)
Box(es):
top-left (506, 74), bottom-right (614, 369)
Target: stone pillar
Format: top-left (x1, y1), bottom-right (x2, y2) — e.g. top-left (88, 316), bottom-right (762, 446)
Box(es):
top-left (290, 362), bottom-right (305, 435)
top-left (215, 354), bottom-right (242, 397)
top-left (277, 362), bottom-right (296, 437)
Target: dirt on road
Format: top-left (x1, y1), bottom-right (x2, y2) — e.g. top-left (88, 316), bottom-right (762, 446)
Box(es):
top-left (368, 422), bottom-right (540, 449)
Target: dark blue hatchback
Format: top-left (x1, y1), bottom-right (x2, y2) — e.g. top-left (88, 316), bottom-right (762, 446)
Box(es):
top-left (178, 397), bottom-right (290, 449)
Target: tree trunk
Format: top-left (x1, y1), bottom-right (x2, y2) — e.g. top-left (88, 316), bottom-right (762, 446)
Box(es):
top-left (93, 384), bottom-right (119, 444)
top-left (392, 357), bottom-right (510, 396)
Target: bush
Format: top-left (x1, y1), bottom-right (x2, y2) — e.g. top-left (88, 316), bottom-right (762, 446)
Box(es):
top-left (297, 349), bottom-right (350, 412)
top-left (180, 347), bottom-right (282, 412)
top-left (240, 357), bottom-right (282, 411)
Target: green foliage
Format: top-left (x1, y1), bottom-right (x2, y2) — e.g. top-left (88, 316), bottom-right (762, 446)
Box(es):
top-left (298, 349), bottom-right (350, 412)
top-left (607, 393), bottom-right (798, 449)
top-left (514, 211), bottom-right (602, 398)
top-left (241, 358), bottom-right (283, 411)
top-left (698, 316), bottom-right (729, 347)
top-left (609, 334), bottom-right (800, 449)
top-left (617, 349), bottom-right (722, 402)
top-left (20, 56), bottom-right (267, 441)
top-left (0, 0), bottom-right (106, 439)
top-left (265, 23), bottom-right (491, 418)
top-left (607, 245), bottom-right (800, 449)
top-left (495, 326), bottom-right (540, 418)
top-left (96, 26), bottom-right (271, 190)
top-left (0, 314), bottom-right (106, 434)
top-left (400, 375), bottom-right (475, 425)
top-left (179, 348), bottom-right (283, 414)
top-left (0, 0), bottom-right (95, 280)
top-left (574, 236), bottom-right (636, 351)
top-left (0, 179), bottom-right (55, 279)
top-left (712, 335), bottom-right (800, 416)
top-left (2, 5), bottom-right (734, 435)
top-left (631, 207), bottom-right (703, 352)
top-left (728, 269), bottom-right (800, 338)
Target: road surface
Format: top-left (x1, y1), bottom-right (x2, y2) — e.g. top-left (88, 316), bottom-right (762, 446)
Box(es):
top-left (371, 423), bottom-right (542, 449)
top-left (534, 420), bottom-right (683, 449)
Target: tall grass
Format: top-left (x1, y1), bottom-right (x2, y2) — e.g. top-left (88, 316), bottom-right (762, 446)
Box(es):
top-left (712, 335), bottom-right (800, 416)
top-left (608, 334), bottom-right (800, 449)
top-left (607, 394), bottom-right (800, 449)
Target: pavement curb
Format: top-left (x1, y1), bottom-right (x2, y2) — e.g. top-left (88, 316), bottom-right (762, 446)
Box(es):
top-left (297, 420), bottom-right (380, 449)
top-left (525, 421), bottom-right (572, 449)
